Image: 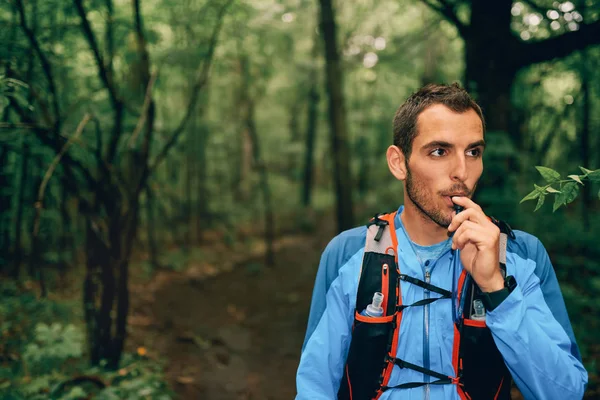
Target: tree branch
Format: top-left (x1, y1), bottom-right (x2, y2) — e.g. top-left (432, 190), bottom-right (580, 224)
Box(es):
top-left (14, 0), bottom-right (61, 130)
top-left (516, 19), bottom-right (600, 68)
top-left (149, 0), bottom-right (235, 173)
top-left (33, 113), bottom-right (92, 236)
top-left (128, 63), bottom-right (157, 148)
top-left (73, 0), bottom-right (119, 108)
top-left (73, 0), bottom-right (125, 164)
top-left (419, 0), bottom-right (469, 38)
top-left (8, 98), bottom-right (97, 193)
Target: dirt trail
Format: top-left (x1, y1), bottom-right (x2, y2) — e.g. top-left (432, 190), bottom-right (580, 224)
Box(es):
top-left (128, 230), bottom-right (330, 399)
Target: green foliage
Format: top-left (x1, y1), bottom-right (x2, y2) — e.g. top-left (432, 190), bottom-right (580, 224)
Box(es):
top-left (0, 282), bottom-right (172, 400)
top-left (521, 166), bottom-right (600, 211)
top-left (0, 75), bottom-right (29, 115)
top-left (23, 323), bottom-right (84, 374)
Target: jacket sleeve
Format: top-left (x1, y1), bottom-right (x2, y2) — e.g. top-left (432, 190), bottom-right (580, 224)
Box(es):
top-left (301, 239), bottom-right (340, 352)
top-left (530, 237), bottom-right (582, 361)
top-left (486, 253), bottom-right (588, 400)
top-left (296, 272), bottom-right (354, 399)
top-left (301, 229), bottom-right (365, 351)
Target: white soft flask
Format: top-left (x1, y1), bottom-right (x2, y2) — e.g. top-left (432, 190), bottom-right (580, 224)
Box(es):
top-left (361, 292), bottom-right (384, 317)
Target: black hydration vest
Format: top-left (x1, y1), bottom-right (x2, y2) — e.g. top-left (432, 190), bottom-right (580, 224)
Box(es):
top-left (337, 212), bottom-right (515, 400)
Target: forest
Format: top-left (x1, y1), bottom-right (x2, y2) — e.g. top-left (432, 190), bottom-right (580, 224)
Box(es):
top-left (0, 0), bottom-right (599, 398)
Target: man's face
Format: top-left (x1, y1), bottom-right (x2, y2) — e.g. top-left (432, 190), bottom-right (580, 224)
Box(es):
top-left (404, 104), bottom-right (485, 228)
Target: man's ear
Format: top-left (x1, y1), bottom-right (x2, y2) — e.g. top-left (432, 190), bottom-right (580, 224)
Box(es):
top-left (387, 145), bottom-right (407, 181)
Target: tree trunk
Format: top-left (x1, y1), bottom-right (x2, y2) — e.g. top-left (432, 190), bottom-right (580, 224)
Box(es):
top-left (317, 0), bottom-right (354, 232)
top-left (302, 76), bottom-right (320, 207)
top-left (239, 56), bottom-right (275, 267)
top-left (58, 181), bottom-right (71, 275)
top-left (0, 7), bottom-right (18, 270)
top-left (186, 120), bottom-right (194, 246)
top-left (145, 187), bottom-right (161, 268)
top-left (579, 53), bottom-right (591, 231)
top-left (302, 33), bottom-right (320, 207)
top-left (196, 105), bottom-right (209, 243)
top-left (13, 141), bottom-right (29, 279)
top-left (465, 0), bottom-right (518, 137)
top-left (0, 139), bottom-right (11, 272)
top-left (247, 100), bottom-right (275, 267)
top-left (83, 215), bottom-right (105, 365)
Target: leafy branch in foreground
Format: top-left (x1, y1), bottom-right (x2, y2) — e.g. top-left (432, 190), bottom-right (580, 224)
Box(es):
top-left (521, 166), bottom-right (600, 212)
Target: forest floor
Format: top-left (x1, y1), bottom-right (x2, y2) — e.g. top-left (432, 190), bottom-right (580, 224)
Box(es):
top-left (126, 224), bottom-right (335, 400)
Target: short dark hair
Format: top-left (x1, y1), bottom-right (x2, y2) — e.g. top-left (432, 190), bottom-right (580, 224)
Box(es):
top-left (392, 83), bottom-right (485, 159)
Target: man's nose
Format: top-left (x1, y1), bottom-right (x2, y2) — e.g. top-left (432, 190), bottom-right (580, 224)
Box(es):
top-left (451, 154), bottom-right (468, 182)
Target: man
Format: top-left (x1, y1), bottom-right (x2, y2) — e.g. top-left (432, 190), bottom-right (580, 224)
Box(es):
top-left (296, 83), bottom-right (587, 399)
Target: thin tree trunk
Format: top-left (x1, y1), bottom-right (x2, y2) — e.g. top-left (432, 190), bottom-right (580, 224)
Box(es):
top-left (1, 0), bottom-right (19, 271)
top-left (302, 33), bottom-right (320, 207)
top-left (13, 141), bottom-right (29, 279)
top-left (579, 53), bottom-right (591, 231)
top-left (317, 0), bottom-right (354, 232)
top-left (239, 56), bottom-right (275, 267)
top-left (196, 104), bottom-right (209, 243)
top-left (186, 125), bottom-right (194, 246)
top-left (247, 100), bottom-right (275, 267)
top-left (25, 1), bottom-right (48, 294)
top-left (145, 187), bottom-right (160, 268)
top-left (0, 138), bottom-right (11, 271)
top-left (59, 183), bottom-right (71, 273)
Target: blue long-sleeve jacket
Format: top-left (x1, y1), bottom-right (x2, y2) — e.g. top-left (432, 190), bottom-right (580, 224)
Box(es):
top-left (296, 206), bottom-right (587, 399)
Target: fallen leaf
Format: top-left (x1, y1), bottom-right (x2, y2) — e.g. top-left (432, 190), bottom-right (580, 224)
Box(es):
top-left (176, 376), bottom-right (195, 384)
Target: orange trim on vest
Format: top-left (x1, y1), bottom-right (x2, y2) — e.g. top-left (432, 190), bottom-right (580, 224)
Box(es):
top-left (453, 270), bottom-right (469, 400)
top-left (379, 212), bottom-right (399, 263)
top-left (374, 213), bottom-right (401, 400)
top-left (463, 318), bottom-right (487, 328)
top-left (494, 377), bottom-right (505, 400)
top-left (381, 264), bottom-right (390, 316)
top-left (346, 364), bottom-right (353, 400)
top-left (354, 312), bottom-right (395, 324)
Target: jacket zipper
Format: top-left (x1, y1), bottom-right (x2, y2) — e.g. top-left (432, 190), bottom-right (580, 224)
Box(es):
top-left (424, 268), bottom-right (431, 400)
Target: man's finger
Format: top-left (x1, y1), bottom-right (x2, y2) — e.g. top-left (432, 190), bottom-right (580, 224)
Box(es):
top-left (451, 196), bottom-right (483, 212)
top-left (451, 221), bottom-right (486, 250)
top-left (448, 209), bottom-right (484, 232)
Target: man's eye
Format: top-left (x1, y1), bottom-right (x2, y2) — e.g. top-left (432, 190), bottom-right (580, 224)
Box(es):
top-left (431, 148), bottom-right (446, 157)
top-left (467, 148), bottom-right (481, 157)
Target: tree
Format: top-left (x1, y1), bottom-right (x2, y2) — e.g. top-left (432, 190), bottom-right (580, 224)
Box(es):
top-left (421, 0), bottom-right (600, 146)
top-left (318, 0), bottom-right (354, 231)
top-left (5, 0), bottom-right (233, 368)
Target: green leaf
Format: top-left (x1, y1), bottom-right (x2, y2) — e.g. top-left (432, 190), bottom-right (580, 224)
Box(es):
top-left (520, 188), bottom-right (540, 203)
top-left (567, 175), bottom-right (583, 185)
top-left (552, 195), bottom-right (564, 212)
top-left (545, 186), bottom-right (560, 193)
top-left (586, 169), bottom-right (600, 183)
top-left (0, 96), bottom-right (8, 113)
top-left (534, 193), bottom-right (545, 211)
top-left (552, 182), bottom-right (579, 211)
top-left (579, 166), bottom-right (593, 175)
top-left (535, 166), bottom-right (561, 183)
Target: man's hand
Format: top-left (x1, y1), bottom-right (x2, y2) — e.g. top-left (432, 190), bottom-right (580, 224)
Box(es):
top-left (447, 196), bottom-right (504, 293)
